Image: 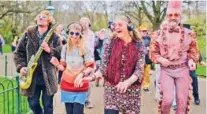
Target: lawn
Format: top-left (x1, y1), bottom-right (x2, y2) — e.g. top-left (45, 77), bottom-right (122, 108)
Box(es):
top-left (196, 35), bottom-right (206, 77)
top-left (2, 44), bottom-right (12, 53)
top-left (0, 76), bottom-right (30, 114)
top-left (196, 58), bottom-right (206, 78)
top-left (197, 35), bottom-right (206, 58)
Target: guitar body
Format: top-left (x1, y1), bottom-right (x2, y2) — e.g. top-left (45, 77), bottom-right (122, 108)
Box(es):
top-left (20, 55), bottom-right (38, 89)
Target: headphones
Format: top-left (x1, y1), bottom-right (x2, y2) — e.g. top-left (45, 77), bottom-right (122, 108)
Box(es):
top-left (125, 15), bottom-right (135, 31)
top-left (66, 22), bottom-right (84, 35)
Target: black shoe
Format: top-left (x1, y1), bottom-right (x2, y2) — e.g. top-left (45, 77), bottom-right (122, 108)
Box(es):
top-left (143, 88), bottom-right (151, 93)
top-left (85, 101), bottom-right (93, 109)
top-left (194, 99), bottom-right (200, 105)
top-left (95, 83), bottom-right (99, 87)
top-left (143, 88), bottom-right (149, 91)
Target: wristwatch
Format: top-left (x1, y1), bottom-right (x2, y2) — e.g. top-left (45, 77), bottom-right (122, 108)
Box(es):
top-left (91, 74), bottom-right (96, 81)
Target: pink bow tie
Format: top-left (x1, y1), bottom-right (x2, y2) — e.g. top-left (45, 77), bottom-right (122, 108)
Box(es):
top-left (168, 28), bottom-right (179, 33)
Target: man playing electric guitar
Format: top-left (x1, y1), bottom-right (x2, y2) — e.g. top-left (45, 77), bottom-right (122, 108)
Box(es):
top-left (14, 10), bottom-right (61, 114)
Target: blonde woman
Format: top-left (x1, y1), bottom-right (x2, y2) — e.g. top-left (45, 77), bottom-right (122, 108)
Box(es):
top-left (91, 15), bottom-right (145, 114)
top-left (50, 23), bottom-right (94, 114)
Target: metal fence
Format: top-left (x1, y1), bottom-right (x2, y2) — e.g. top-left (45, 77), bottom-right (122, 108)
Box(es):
top-left (0, 53), bottom-right (31, 114)
top-left (0, 76), bottom-right (31, 114)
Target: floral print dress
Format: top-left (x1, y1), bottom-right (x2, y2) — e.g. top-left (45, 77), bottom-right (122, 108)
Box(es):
top-left (99, 38), bottom-right (145, 114)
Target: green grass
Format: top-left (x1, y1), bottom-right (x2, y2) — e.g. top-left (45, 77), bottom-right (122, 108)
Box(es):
top-left (2, 44), bottom-right (12, 53)
top-left (197, 35), bottom-right (206, 58)
top-left (196, 57), bottom-right (206, 77)
top-left (196, 35), bottom-right (206, 77)
top-left (196, 64), bottom-right (206, 78)
top-left (0, 77), bottom-right (30, 114)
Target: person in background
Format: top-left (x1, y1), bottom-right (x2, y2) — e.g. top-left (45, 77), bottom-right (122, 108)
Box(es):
top-left (139, 24), bottom-right (152, 93)
top-left (79, 17), bottom-right (95, 55)
top-left (108, 20), bottom-right (115, 33)
top-left (189, 53), bottom-right (206, 105)
top-left (11, 36), bottom-right (19, 52)
top-left (0, 34), bottom-right (5, 55)
top-left (79, 17), bottom-right (95, 109)
top-left (183, 23), bottom-right (207, 105)
top-left (97, 21), bottom-right (116, 87)
top-left (50, 23), bottom-right (94, 114)
top-left (55, 24), bottom-right (67, 84)
top-left (104, 20), bottom-right (115, 46)
top-left (55, 24), bottom-right (67, 45)
top-left (94, 29), bottom-right (107, 87)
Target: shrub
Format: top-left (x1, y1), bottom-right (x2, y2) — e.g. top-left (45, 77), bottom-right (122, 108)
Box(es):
top-left (186, 15), bottom-right (206, 36)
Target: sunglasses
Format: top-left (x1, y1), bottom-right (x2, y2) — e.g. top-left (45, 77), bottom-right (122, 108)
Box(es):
top-left (38, 14), bottom-right (48, 19)
top-left (141, 30), bottom-right (147, 32)
top-left (167, 13), bottom-right (180, 18)
top-left (69, 32), bottom-right (81, 36)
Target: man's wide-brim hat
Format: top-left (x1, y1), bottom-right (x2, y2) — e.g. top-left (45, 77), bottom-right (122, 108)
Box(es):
top-left (167, 0), bottom-right (182, 14)
top-left (139, 24), bottom-right (148, 31)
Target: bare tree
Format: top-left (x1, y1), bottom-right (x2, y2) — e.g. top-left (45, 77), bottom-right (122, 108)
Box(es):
top-left (52, 1), bottom-right (109, 31)
top-left (183, 1), bottom-right (193, 19)
top-left (118, 1), bottom-right (144, 27)
top-left (140, 1), bottom-right (168, 30)
top-left (0, 1), bottom-right (46, 19)
top-left (0, 1), bottom-right (47, 42)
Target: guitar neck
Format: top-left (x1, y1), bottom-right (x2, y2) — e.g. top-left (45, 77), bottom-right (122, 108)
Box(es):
top-left (32, 23), bottom-right (58, 63)
top-left (34, 48), bottom-right (44, 62)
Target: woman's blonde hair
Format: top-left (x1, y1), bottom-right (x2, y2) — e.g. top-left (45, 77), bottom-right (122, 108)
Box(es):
top-left (67, 23), bottom-right (85, 56)
top-left (111, 15), bottom-right (142, 41)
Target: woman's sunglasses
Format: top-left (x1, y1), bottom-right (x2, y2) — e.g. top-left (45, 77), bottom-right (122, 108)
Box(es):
top-left (69, 32), bottom-right (81, 36)
top-left (141, 30), bottom-right (147, 32)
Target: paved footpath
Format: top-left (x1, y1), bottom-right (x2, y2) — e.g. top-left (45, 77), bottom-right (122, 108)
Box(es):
top-left (54, 71), bottom-right (206, 114)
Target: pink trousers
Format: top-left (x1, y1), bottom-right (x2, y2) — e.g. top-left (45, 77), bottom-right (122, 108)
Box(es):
top-left (158, 66), bottom-right (192, 114)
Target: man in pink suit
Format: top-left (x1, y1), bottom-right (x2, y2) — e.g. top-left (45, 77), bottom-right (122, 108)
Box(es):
top-left (149, 1), bottom-right (200, 114)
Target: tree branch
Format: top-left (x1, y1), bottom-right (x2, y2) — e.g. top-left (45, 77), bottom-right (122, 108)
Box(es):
top-left (140, 1), bottom-right (153, 22)
top-left (160, 7), bottom-right (167, 22)
top-left (152, 1), bottom-right (156, 13)
top-left (124, 11), bottom-right (140, 21)
top-left (0, 8), bottom-right (31, 19)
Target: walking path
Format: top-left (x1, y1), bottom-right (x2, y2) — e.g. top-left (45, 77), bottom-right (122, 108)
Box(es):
top-left (54, 71), bottom-right (206, 114)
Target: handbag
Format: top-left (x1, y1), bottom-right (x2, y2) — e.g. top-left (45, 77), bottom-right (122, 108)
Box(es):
top-left (61, 69), bottom-right (78, 83)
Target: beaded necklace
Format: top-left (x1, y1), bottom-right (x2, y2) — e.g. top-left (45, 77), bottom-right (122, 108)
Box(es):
top-left (160, 24), bottom-right (185, 60)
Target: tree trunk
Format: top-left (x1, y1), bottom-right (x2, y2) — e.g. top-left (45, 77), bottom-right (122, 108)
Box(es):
top-left (140, 1), bottom-right (167, 31)
top-left (195, 1), bottom-right (199, 17)
top-left (152, 22), bottom-right (161, 31)
top-left (138, 9), bottom-right (142, 27)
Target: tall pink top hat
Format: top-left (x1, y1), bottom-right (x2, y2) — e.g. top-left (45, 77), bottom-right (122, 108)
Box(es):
top-left (167, 0), bottom-right (182, 14)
